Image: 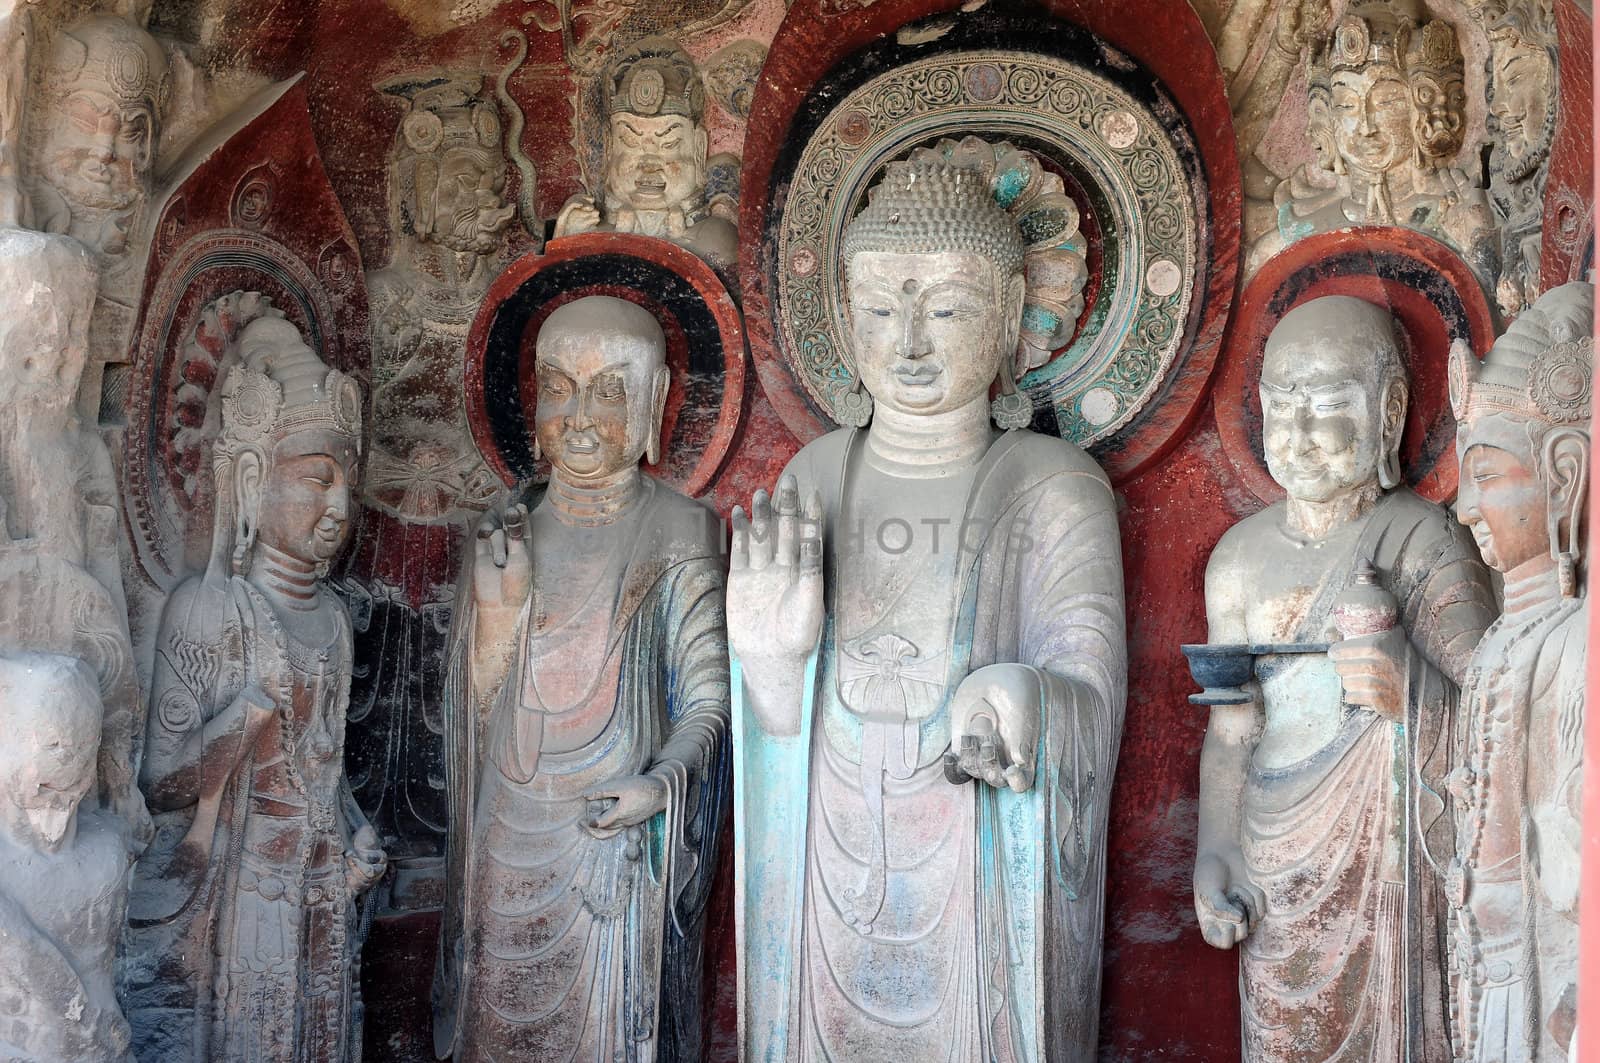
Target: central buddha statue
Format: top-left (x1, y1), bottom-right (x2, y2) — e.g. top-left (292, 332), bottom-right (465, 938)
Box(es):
top-left (732, 149), bottom-right (1127, 1060)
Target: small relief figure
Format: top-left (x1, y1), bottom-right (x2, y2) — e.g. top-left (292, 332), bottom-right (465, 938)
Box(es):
top-left (731, 144), bottom-right (1126, 1060)
top-left (121, 317), bottom-right (385, 1063)
top-left (1447, 281), bottom-right (1592, 1062)
top-left (0, 652), bottom-right (136, 1063)
top-left (1247, 3), bottom-right (1498, 282)
top-left (23, 12), bottom-right (170, 261)
top-left (365, 72), bottom-right (519, 524)
top-left (554, 37), bottom-right (738, 271)
top-left (433, 297), bottom-right (729, 1063)
top-left (1479, 0), bottom-right (1558, 319)
top-left (1194, 297), bottom-right (1497, 1061)
top-left (0, 229), bottom-right (141, 827)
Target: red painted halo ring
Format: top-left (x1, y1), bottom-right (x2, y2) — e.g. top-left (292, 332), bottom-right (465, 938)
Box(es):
top-left (464, 233), bottom-right (747, 498)
top-left (1215, 227), bottom-right (1498, 506)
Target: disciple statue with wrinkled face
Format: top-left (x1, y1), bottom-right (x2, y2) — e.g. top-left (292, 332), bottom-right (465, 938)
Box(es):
top-left (1248, 2), bottom-right (1496, 281)
top-left (1446, 281), bottom-right (1592, 1062)
top-left (553, 37), bottom-right (737, 269)
top-left (731, 146), bottom-right (1126, 1060)
top-left (24, 12), bottom-right (170, 257)
top-left (1195, 297), bottom-right (1495, 1061)
top-left (433, 296), bottom-right (729, 1062)
top-left (0, 652), bottom-right (135, 1062)
top-left (122, 316), bottom-right (385, 1063)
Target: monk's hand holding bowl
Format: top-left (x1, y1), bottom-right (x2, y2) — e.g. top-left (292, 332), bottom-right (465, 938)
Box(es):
top-left (581, 774), bottom-right (670, 838)
top-left (1328, 625), bottom-right (1408, 723)
top-left (950, 663), bottom-right (1041, 794)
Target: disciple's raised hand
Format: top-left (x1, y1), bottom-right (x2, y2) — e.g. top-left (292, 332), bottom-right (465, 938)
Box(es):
top-left (580, 773), bottom-right (669, 838)
top-left (471, 502), bottom-right (532, 614)
top-left (728, 476), bottom-right (824, 665)
top-left (1193, 846), bottom-right (1267, 949)
top-left (554, 195), bottom-right (603, 237)
top-left (1328, 625), bottom-right (1408, 723)
top-left (949, 663), bottom-right (1042, 793)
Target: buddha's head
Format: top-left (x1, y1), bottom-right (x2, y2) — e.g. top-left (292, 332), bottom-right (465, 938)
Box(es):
top-left (1261, 296), bottom-right (1409, 504)
top-left (1405, 19), bottom-right (1467, 165)
top-left (1328, 4), bottom-right (1420, 182)
top-left (1451, 282), bottom-right (1591, 584)
top-left (840, 159), bottom-right (1026, 422)
top-left (601, 38), bottom-right (709, 219)
top-left (0, 230), bottom-right (97, 420)
top-left (1485, 2), bottom-right (1557, 181)
top-left (532, 296), bottom-right (670, 483)
top-left (214, 317), bottom-right (363, 578)
top-left (30, 14), bottom-right (170, 229)
top-left (380, 73), bottom-right (515, 256)
top-left (0, 653), bottom-right (100, 853)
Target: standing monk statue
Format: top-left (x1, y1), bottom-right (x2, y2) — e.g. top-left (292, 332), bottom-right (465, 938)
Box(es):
top-left (1194, 296), bottom-right (1497, 1061)
top-left (122, 316), bottom-right (386, 1063)
top-left (1447, 282), bottom-right (1592, 1062)
top-left (731, 145), bottom-right (1127, 1060)
top-left (433, 296), bottom-right (730, 1062)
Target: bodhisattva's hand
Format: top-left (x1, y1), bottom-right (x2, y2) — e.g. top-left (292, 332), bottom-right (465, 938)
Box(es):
top-left (728, 476), bottom-right (825, 667)
top-left (1328, 626), bottom-right (1407, 723)
top-left (950, 663), bottom-right (1042, 793)
top-left (581, 773), bottom-right (669, 838)
top-left (1194, 846), bottom-right (1266, 949)
top-left (344, 824), bottom-right (387, 893)
top-left (471, 503), bottom-right (532, 617)
top-left (554, 195), bottom-right (602, 237)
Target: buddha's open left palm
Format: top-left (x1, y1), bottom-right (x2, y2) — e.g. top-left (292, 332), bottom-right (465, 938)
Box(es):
top-left (728, 476), bottom-right (824, 664)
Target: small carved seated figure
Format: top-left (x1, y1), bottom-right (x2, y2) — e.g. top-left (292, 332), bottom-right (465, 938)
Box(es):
top-left (1194, 296), bottom-right (1496, 1060)
top-left (0, 651), bottom-right (134, 1063)
top-left (433, 296), bottom-right (729, 1062)
top-left (122, 316), bottom-right (384, 1063)
top-left (1447, 282), bottom-right (1592, 1061)
top-left (553, 36), bottom-right (737, 270)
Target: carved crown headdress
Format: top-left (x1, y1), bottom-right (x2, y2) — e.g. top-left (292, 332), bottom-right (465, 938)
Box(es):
top-left (40, 14), bottom-right (171, 117)
top-left (380, 73), bottom-right (502, 161)
top-left (842, 137), bottom-right (1089, 380)
top-left (217, 317), bottom-right (363, 458)
top-left (607, 36), bottom-right (705, 121)
top-left (1450, 281), bottom-right (1594, 426)
top-left (1330, 2), bottom-right (1415, 73)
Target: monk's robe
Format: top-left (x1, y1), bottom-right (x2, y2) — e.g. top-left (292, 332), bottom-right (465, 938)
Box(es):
top-left (1218, 488), bottom-right (1494, 1063)
top-left (1451, 562), bottom-right (1586, 1062)
top-left (737, 428), bottom-right (1127, 1062)
top-left (433, 479), bottom-right (729, 1063)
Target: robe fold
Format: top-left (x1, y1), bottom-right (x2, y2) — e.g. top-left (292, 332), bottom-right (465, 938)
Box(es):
top-left (737, 428), bottom-right (1126, 1062)
top-left (434, 480), bottom-right (729, 1063)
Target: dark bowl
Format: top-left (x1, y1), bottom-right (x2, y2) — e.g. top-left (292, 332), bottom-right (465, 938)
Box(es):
top-left (1180, 643), bottom-right (1255, 689)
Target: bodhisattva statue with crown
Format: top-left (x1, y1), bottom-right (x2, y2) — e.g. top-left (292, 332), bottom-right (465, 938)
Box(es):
top-left (1194, 296), bottom-right (1496, 1061)
top-left (553, 36), bottom-right (737, 271)
top-left (121, 317), bottom-right (386, 1063)
top-left (731, 142), bottom-right (1126, 1060)
top-left (1446, 281), bottom-right (1592, 1062)
top-left (432, 296), bottom-right (729, 1062)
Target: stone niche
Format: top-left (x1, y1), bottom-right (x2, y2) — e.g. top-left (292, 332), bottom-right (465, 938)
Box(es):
top-left (0, 0), bottom-right (1589, 1061)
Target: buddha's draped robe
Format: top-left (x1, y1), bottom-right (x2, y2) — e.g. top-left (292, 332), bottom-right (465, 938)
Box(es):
top-left (434, 480), bottom-right (729, 1063)
top-left (1223, 488), bottom-right (1494, 1063)
top-left (738, 428), bottom-right (1126, 1062)
top-left (1451, 563), bottom-right (1585, 1062)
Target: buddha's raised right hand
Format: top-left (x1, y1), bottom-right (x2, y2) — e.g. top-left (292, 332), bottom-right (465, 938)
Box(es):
top-left (728, 475), bottom-right (823, 737)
